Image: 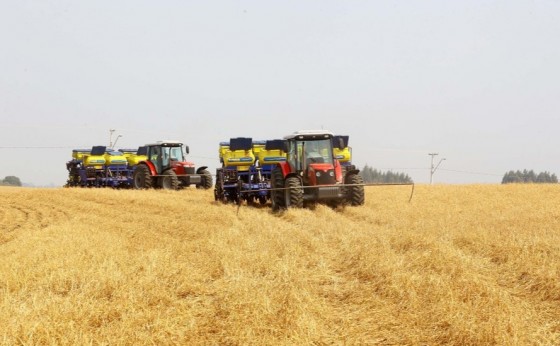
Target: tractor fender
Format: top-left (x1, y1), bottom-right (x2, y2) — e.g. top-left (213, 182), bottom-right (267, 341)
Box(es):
top-left (344, 168), bottom-right (361, 177)
top-left (138, 161), bottom-right (157, 176)
top-left (196, 166), bottom-right (208, 174)
top-left (277, 161), bottom-right (292, 177)
top-left (333, 160), bottom-right (343, 182)
top-left (285, 172), bottom-right (302, 182)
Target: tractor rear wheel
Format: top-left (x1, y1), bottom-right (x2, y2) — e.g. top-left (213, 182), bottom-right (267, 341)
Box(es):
top-left (271, 166), bottom-right (285, 211)
top-left (197, 169), bottom-right (213, 189)
top-left (285, 176), bottom-right (303, 208)
top-left (133, 164), bottom-right (153, 189)
top-left (346, 173), bottom-right (365, 206)
top-left (160, 169), bottom-right (180, 190)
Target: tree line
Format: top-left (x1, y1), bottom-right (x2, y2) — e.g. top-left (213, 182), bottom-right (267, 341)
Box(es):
top-left (359, 165), bottom-right (413, 184)
top-left (502, 170), bottom-right (558, 184)
top-left (0, 176), bottom-right (22, 186)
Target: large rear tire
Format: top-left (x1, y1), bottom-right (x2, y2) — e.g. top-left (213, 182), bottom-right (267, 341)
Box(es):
top-left (346, 173), bottom-right (365, 206)
top-left (133, 164), bottom-right (153, 189)
top-left (160, 169), bottom-right (179, 190)
top-left (285, 176), bottom-right (303, 208)
top-left (197, 169), bottom-right (213, 189)
top-left (271, 166), bottom-right (286, 211)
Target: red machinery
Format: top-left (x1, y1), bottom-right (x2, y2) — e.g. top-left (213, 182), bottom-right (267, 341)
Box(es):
top-left (132, 140), bottom-right (212, 190)
top-left (270, 130), bottom-right (364, 210)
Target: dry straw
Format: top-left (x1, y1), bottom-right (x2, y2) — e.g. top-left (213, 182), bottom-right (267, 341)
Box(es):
top-left (1, 184), bottom-right (559, 344)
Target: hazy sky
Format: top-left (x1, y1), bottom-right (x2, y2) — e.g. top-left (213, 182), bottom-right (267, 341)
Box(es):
top-left (1, 1), bottom-right (559, 186)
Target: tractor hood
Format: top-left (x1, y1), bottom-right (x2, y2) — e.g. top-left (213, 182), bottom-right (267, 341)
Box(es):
top-left (307, 163), bottom-right (341, 185)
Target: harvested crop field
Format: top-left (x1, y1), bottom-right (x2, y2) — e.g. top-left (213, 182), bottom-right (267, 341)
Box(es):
top-left (1, 185), bottom-right (559, 345)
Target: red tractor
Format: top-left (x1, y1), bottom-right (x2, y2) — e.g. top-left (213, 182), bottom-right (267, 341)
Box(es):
top-left (132, 140), bottom-right (212, 190)
top-left (271, 130), bottom-right (365, 210)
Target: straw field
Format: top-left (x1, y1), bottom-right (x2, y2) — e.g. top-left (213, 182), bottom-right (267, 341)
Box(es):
top-left (1, 184), bottom-right (559, 345)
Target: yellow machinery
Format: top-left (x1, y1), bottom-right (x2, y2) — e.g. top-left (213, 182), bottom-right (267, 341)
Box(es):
top-left (252, 141), bottom-right (265, 163)
top-left (104, 150), bottom-right (128, 166)
top-left (66, 146), bottom-right (126, 187)
top-left (333, 146), bottom-right (351, 163)
top-left (333, 135), bottom-right (353, 170)
top-left (215, 137), bottom-right (260, 204)
top-left (219, 138), bottom-right (255, 172)
top-left (72, 149), bottom-right (90, 161)
top-left (66, 142), bottom-right (211, 189)
top-left (119, 147), bottom-right (148, 166)
top-left (254, 140), bottom-right (286, 166)
top-left (83, 146), bottom-right (106, 169)
top-left (215, 138), bottom-right (286, 204)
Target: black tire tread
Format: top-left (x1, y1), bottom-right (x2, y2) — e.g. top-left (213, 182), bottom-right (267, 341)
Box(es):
top-left (271, 167), bottom-right (286, 211)
top-left (346, 173), bottom-right (365, 206)
top-left (133, 164), bottom-right (153, 189)
top-left (161, 169), bottom-right (179, 190)
top-left (199, 169), bottom-right (213, 189)
top-left (285, 176), bottom-right (304, 208)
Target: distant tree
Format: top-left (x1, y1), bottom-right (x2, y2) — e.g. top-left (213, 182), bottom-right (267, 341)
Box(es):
top-left (502, 170), bottom-right (557, 184)
top-left (503, 170), bottom-right (523, 184)
top-left (524, 169), bottom-right (536, 183)
top-left (1, 176), bottom-right (22, 186)
top-left (360, 164), bottom-right (413, 184)
top-left (536, 172), bottom-right (548, 183)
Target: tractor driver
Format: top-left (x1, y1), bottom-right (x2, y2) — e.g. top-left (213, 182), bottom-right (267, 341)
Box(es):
top-left (304, 141), bottom-right (324, 164)
top-left (150, 146), bottom-right (161, 162)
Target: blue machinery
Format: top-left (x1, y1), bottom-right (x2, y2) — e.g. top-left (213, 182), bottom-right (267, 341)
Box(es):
top-left (214, 138), bottom-right (286, 204)
top-left (65, 146), bottom-right (146, 187)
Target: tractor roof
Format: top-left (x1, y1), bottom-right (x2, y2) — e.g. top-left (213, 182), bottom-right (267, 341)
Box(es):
top-left (145, 140), bottom-right (183, 147)
top-left (284, 130), bottom-right (334, 140)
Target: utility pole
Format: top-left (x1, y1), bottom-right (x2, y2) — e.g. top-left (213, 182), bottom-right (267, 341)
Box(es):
top-left (112, 135), bottom-right (122, 149)
top-left (109, 129), bottom-right (122, 149)
top-left (429, 153), bottom-right (446, 184)
top-left (109, 129), bottom-right (115, 148)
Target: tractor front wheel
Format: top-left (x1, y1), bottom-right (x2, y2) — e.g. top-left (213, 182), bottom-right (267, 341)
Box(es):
top-left (197, 169), bottom-right (213, 189)
top-left (160, 169), bottom-right (180, 190)
top-left (133, 164), bottom-right (153, 189)
top-left (346, 173), bottom-right (365, 206)
top-left (271, 166), bottom-right (286, 211)
top-left (284, 176), bottom-right (303, 208)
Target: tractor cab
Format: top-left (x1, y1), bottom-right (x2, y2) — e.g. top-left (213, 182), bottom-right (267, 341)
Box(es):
top-left (284, 131), bottom-right (342, 186)
top-left (132, 140), bottom-right (212, 190)
top-left (146, 141), bottom-right (191, 174)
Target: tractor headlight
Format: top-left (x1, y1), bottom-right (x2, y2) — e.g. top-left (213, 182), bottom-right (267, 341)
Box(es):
top-left (316, 171), bottom-right (321, 177)
top-left (329, 171), bottom-right (334, 177)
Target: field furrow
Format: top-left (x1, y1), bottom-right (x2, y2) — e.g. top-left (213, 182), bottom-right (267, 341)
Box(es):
top-left (2, 204), bottom-right (31, 232)
top-left (0, 185), bottom-right (559, 345)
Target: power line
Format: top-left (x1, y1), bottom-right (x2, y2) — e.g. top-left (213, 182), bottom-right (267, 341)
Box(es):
top-left (439, 168), bottom-right (502, 177)
top-left (0, 146), bottom-right (218, 160)
top-left (0, 146), bottom-right (78, 149)
top-left (0, 147), bottom-right (509, 177)
top-left (188, 155), bottom-right (217, 160)
top-left (376, 167), bottom-right (428, 170)
top-left (371, 166), bottom-right (503, 178)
